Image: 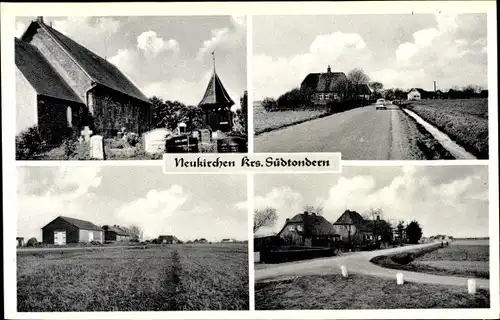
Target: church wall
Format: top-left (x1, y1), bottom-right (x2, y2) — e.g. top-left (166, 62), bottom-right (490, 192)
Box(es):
top-left (29, 28), bottom-right (92, 102)
top-left (92, 86), bottom-right (151, 137)
top-left (16, 68), bottom-right (38, 135)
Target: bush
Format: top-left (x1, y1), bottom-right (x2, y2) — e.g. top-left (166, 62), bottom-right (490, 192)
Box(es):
top-left (276, 88), bottom-right (312, 110)
top-left (126, 133), bottom-right (139, 147)
top-left (16, 126), bottom-right (45, 160)
top-left (259, 247), bottom-right (336, 264)
top-left (262, 97), bottom-right (278, 112)
top-left (26, 237), bottom-right (38, 247)
top-left (90, 241), bottom-right (101, 246)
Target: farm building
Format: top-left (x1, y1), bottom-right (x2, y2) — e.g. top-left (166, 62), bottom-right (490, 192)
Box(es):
top-left (16, 16), bottom-right (152, 146)
top-left (158, 235), bottom-right (179, 244)
top-left (42, 216), bottom-right (103, 245)
top-left (300, 66), bottom-right (349, 105)
top-left (198, 55), bottom-right (234, 132)
top-left (332, 210), bottom-right (388, 245)
top-left (278, 211), bottom-right (340, 247)
top-left (194, 238), bottom-right (208, 244)
top-left (102, 225), bottom-right (130, 242)
top-left (407, 88), bottom-right (422, 100)
top-left (221, 238), bottom-right (234, 243)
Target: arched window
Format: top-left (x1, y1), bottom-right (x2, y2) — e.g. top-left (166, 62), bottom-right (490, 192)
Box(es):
top-left (66, 106), bottom-right (72, 127)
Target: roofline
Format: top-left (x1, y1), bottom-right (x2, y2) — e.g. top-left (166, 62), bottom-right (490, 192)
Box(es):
top-left (37, 93), bottom-right (86, 105)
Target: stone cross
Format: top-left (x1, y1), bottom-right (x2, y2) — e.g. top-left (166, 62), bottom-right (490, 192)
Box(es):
top-left (78, 136), bottom-right (83, 144)
top-left (80, 126), bottom-right (93, 142)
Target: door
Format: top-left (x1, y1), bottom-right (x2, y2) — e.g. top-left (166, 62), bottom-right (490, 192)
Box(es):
top-left (88, 232), bottom-right (94, 242)
top-left (54, 231), bottom-right (66, 245)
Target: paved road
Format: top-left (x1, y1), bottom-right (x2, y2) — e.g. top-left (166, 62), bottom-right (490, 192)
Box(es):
top-left (255, 242), bottom-right (490, 289)
top-left (255, 104), bottom-right (423, 160)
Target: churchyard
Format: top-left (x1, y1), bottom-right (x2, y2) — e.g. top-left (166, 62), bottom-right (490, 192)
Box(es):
top-left (17, 243), bottom-right (249, 311)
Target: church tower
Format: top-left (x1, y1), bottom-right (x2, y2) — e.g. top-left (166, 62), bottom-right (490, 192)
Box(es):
top-left (198, 52), bottom-right (234, 132)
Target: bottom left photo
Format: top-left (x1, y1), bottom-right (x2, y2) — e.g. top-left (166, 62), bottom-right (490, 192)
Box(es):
top-left (16, 166), bottom-right (249, 312)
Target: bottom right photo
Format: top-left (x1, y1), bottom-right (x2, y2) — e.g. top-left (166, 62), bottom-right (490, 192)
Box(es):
top-left (253, 165), bottom-right (490, 310)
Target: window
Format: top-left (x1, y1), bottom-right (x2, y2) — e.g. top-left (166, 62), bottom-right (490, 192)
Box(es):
top-left (66, 107), bottom-right (72, 127)
top-left (296, 225), bottom-right (303, 232)
top-left (325, 94), bottom-right (330, 100)
top-left (288, 225), bottom-right (295, 231)
top-left (319, 94), bottom-right (324, 100)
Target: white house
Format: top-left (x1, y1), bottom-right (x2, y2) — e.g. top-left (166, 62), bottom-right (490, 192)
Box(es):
top-left (407, 88), bottom-right (422, 100)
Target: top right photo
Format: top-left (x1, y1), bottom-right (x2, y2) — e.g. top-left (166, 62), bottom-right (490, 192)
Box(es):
top-left (253, 13), bottom-right (489, 160)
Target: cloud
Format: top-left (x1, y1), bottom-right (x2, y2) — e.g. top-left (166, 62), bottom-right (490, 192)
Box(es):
top-left (15, 21), bottom-right (26, 38)
top-left (254, 31), bottom-right (372, 99)
top-left (196, 16), bottom-right (246, 60)
top-left (137, 31), bottom-right (180, 57)
top-left (51, 17), bottom-right (120, 50)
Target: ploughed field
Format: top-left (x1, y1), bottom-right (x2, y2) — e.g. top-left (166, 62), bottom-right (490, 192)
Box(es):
top-left (254, 103), bottom-right (329, 135)
top-left (255, 274), bottom-right (489, 309)
top-left (404, 99), bottom-right (488, 159)
top-left (17, 244), bottom-right (249, 311)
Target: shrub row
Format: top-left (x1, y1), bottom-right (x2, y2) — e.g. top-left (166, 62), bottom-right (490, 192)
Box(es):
top-left (259, 247), bottom-right (336, 264)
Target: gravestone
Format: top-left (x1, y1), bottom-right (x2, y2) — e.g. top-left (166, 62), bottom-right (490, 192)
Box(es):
top-left (165, 134), bottom-right (199, 153)
top-left (175, 122), bottom-right (187, 136)
top-left (217, 136), bottom-right (247, 153)
top-left (143, 128), bottom-right (171, 154)
top-left (80, 126), bottom-right (93, 142)
top-left (191, 130), bottom-right (200, 139)
top-left (199, 129), bottom-right (212, 143)
top-left (90, 135), bottom-right (105, 160)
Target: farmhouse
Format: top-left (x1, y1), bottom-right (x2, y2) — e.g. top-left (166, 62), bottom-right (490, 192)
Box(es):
top-left (279, 211), bottom-right (340, 247)
top-left (332, 210), bottom-right (385, 245)
top-left (407, 88), bottom-right (422, 100)
top-left (198, 55), bottom-right (234, 132)
top-left (102, 225), bottom-right (130, 242)
top-left (16, 16), bottom-right (152, 145)
top-left (300, 66), bottom-right (349, 105)
top-left (407, 88), bottom-right (437, 100)
top-left (42, 216), bottom-right (103, 245)
top-left (158, 235), bottom-right (179, 244)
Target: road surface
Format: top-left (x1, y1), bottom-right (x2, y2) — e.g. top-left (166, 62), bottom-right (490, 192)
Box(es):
top-left (255, 104), bottom-right (424, 160)
top-left (255, 242), bottom-right (490, 289)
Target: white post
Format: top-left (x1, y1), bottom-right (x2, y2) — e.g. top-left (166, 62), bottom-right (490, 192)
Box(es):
top-left (467, 279), bottom-right (477, 294)
top-left (396, 272), bottom-right (404, 285)
top-left (340, 265), bottom-right (348, 278)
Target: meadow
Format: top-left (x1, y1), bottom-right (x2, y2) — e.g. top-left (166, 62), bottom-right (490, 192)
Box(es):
top-left (254, 103), bottom-right (329, 135)
top-left (17, 244), bottom-right (249, 311)
top-left (255, 274), bottom-right (489, 310)
top-left (404, 99), bottom-right (488, 159)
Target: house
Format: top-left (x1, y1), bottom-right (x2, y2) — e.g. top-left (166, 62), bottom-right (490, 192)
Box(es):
top-left (193, 238), bottom-right (208, 244)
top-left (407, 88), bottom-right (422, 100)
top-left (102, 225), bottom-right (130, 242)
top-left (332, 210), bottom-right (390, 246)
top-left (42, 216), bottom-right (103, 245)
top-left (16, 237), bottom-right (25, 247)
top-left (198, 56), bottom-right (234, 132)
top-left (357, 84), bottom-right (372, 100)
top-left (300, 66), bottom-right (348, 105)
top-left (221, 238), bottom-right (233, 243)
top-left (158, 235), bottom-right (179, 244)
top-left (278, 211), bottom-right (340, 247)
top-left (16, 16), bottom-right (152, 145)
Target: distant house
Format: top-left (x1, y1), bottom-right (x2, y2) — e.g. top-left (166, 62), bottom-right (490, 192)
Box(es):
top-left (16, 237), bottom-right (25, 247)
top-left (221, 238), bottom-right (234, 243)
top-left (332, 210), bottom-right (387, 245)
top-left (407, 88), bottom-right (422, 100)
top-left (357, 84), bottom-right (372, 100)
top-left (158, 235), bottom-right (179, 244)
top-left (42, 216), bottom-right (103, 245)
top-left (102, 225), bottom-right (130, 242)
top-left (407, 88), bottom-right (437, 100)
top-left (300, 66), bottom-right (349, 105)
top-left (278, 211), bottom-right (340, 247)
top-left (193, 238), bottom-right (208, 244)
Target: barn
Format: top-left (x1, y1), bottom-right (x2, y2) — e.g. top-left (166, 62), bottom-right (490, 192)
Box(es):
top-left (102, 225), bottom-right (130, 242)
top-left (42, 216), bottom-right (104, 245)
top-left (158, 235), bottom-right (179, 244)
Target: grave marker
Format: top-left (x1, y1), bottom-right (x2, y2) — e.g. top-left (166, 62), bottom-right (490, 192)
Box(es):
top-left (143, 128), bottom-right (170, 154)
top-left (199, 129), bottom-right (212, 143)
top-left (80, 126), bottom-right (93, 142)
top-left (89, 135), bottom-right (105, 160)
top-left (217, 136), bottom-right (248, 153)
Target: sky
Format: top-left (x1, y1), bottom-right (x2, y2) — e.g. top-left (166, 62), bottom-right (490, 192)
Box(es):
top-left (15, 16), bottom-right (247, 109)
top-left (253, 13), bottom-right (488, 100)
top-left (254, 166), bottom-right (489, 238)
top-left (17, 166), bottom-right (248, 242)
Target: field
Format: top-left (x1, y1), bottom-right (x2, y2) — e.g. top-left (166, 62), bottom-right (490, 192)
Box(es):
top-left (373, 240), bottom-right (489, 279)
top-left (404, 99), bottom-right (488, 159)
top-left (254, 103), bottom-right (329, 135)
top-left (255, 274), bottom-right (489, 309)
top-left (17, 244), bottom-right (249, 311)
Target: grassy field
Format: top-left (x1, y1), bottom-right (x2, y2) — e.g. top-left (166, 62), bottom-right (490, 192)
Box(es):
top-left (255, 274), bottom-right (489, 309)
top-left (404, 99), bottom-right (488, 159)
top-left (254, 104), bottom-right (329, 135)
top-left (373, 240), bottom-right (489, 279)
top-left (17, 244), bottom-right (248, 311)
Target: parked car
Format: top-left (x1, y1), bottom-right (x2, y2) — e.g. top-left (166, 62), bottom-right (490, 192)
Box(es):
top-left (376, 98), bottom-right (387, 110)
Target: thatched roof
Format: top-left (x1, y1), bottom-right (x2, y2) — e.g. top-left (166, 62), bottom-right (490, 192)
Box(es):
top-left (15, 38), bottom-right (83, 104)
top-left (333, 210), bottom-right (366, 225)
top-left (198, 71), bottom-right (234, 109)
top-left (21, 19), bottom-right (150, 103)
top-left (301, 71), bottom-right (348, 93)
top-left (358, 83), bottom-right (372, 95)
top-left (280, 212), bottom-right (337, 236)
top-left (43, 216), bottom-right (103, 231)
top-left (102, 225), bottom-right (129, 236)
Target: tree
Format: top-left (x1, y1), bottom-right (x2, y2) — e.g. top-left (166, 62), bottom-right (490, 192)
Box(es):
top-left (26, 237), bottom-right (38, 247)
top-left (369, 81), bottom-right (384, 98)
top-left (235, 91), bottom-right (248, 135)
top-left (149, 96), bottom-right (203, 131)
top-left (332, 76), bottom-right (349, 100)
top-left (347, 68), bottom-right (370, 99)
top-left (406, 220), bottom-right (423, 244)
top-left (303, 204), bottom-right (324, 215)
top-left (396, 221), bottom-right (406, 243)
top-left (127, 225), bottom-right (142, 241)
top-left (254, 207), bottom-right (278, 233)
top-left (362, 208), bottom-right (392, 244)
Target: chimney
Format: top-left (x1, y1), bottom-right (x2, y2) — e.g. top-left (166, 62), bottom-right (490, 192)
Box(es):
top-left (376, 215), bottom-right (380, 221)
top-left (304, 211), bottom-right (309, 216)
top-left (286, 218), bottom-right (289, 222)
top-left (327, 65), bottom-right (331, 74)
top-left (312, 212), bottom-right (316, 216)
top-left (36, 16), bottom-right (44, 24)
top-left (433, 81), bottom-right (437, 92)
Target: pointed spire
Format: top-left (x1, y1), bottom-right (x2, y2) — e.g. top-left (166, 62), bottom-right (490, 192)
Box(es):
top-left (212, 51), bottom-right (216, 72)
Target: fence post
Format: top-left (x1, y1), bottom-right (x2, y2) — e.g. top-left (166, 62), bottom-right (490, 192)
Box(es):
top-left (396, 272), bottom-right (404, 285)
top-left (467, 279), bottom-right (477, 294)
top-left (340, 265), bottom-right (348, 278)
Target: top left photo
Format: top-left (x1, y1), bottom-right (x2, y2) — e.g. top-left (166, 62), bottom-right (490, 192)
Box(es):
top-left (14, 15), bottom-right (248, 160)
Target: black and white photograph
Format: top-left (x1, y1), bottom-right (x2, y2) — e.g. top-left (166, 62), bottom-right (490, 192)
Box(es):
top-left (15, 15), bottom-right (248, 160)
top-left (253, 14), bottom-right (489, 159)
top-left (253, 166), bottom-right (490, 309)
top-left (16, 166), bottom-right (249, 311)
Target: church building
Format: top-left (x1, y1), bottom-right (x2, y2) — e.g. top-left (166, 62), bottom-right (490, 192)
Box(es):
top-left (15, 17), bottom-right (152, 146)
top-left (198, 55), bottom-right (234, 132)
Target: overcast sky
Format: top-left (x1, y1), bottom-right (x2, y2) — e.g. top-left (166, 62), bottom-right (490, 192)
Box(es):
top-left (253, 13), bottom-right (487, 100)
top-left (254, 166), bottom-right (489, 238)
top-left (17, 166), bottom-right (248, 242)
top-left (16, 16), bottom-right (246, 109)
